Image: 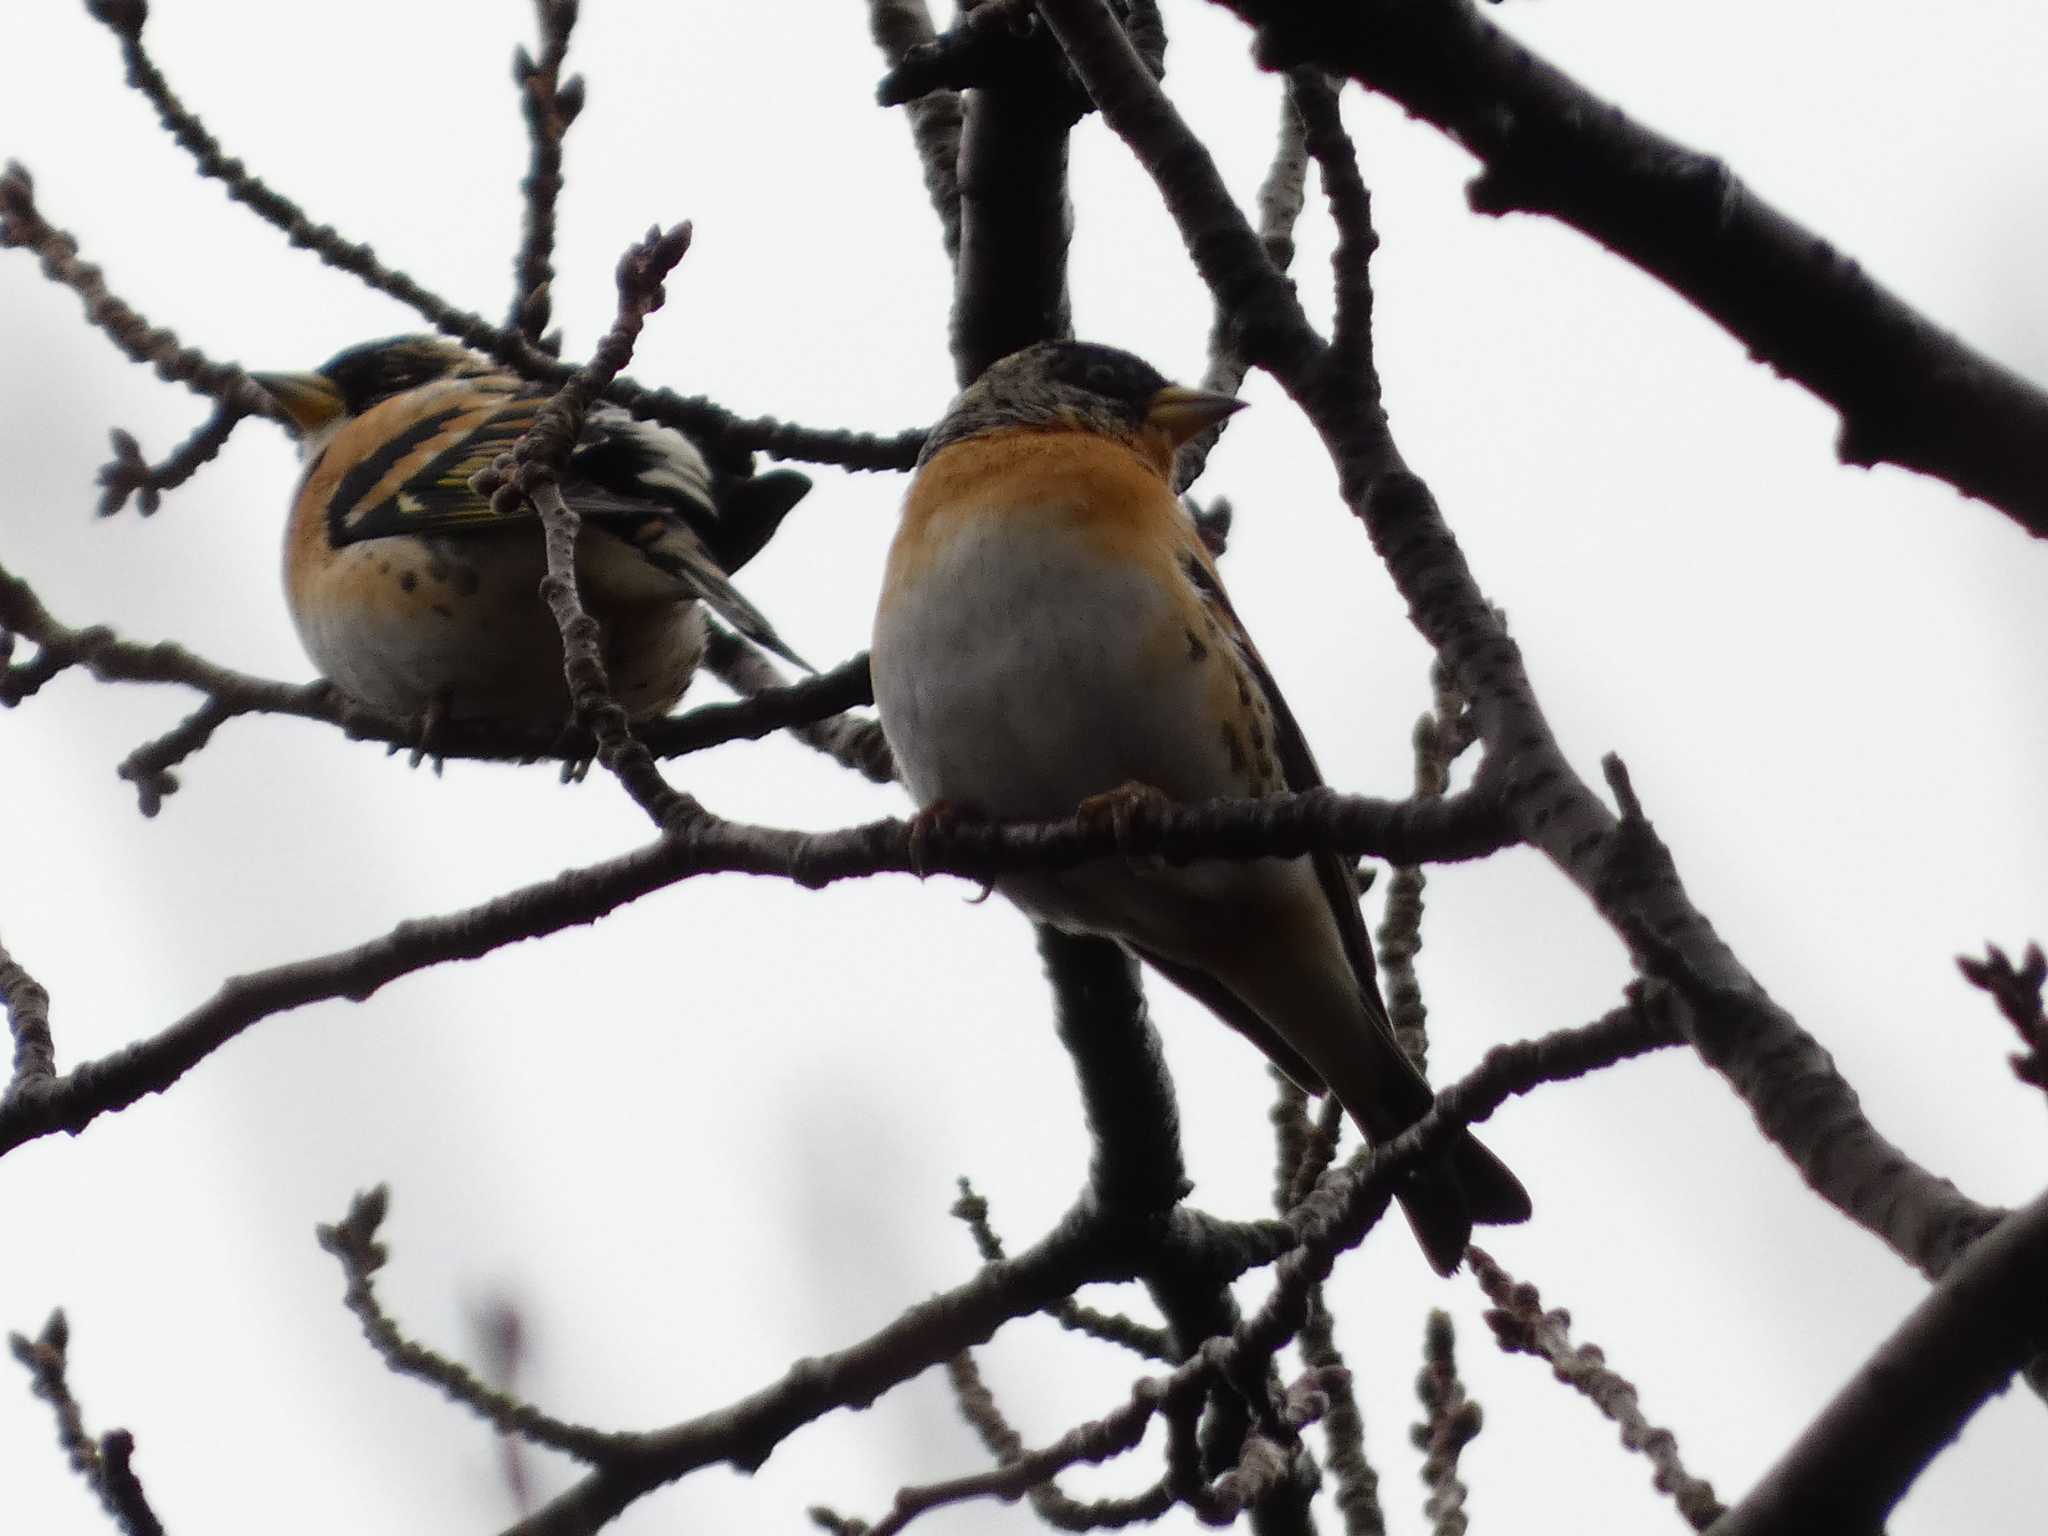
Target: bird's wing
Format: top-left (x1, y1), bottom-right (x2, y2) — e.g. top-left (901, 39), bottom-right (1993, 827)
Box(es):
top-left (1174, 540), bottom-right (1434, 1121)
top-left (325, 387), bottom-right (714, 544)
top-left (325, 387), bottom-right (808, 669)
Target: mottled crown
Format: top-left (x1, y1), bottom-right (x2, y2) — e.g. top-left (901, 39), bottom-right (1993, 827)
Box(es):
top-left (918, 340), bottom-right (1175, 465)
top-left (313, 336), bottom-right (503, 415)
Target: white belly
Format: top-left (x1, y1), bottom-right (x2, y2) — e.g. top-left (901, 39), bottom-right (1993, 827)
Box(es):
top-left (872, 511), bottom-right (1314, 952)
top-left (873, 517), bottom-right (1232, 815)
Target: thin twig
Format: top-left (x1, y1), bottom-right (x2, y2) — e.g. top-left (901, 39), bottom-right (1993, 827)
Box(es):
top-left (64, 11), bottom-right (929, 473)
top-left (953, 1180), bottom-right (1174, 1360)
top-left (1469, 1248), bottom-right (1723, 1530)
top-left (96, 406), bottom-right (245, 517)
top-left (1411, 1311), bottom-right (1475, 1536)
top-left (0, 162), bottom-right (274, 421)
top-left (1300, 1286), bottom-right (1383, 1536)
top-left (866, 0), bottom-right (964, 260)
top-left (316, 1188), bottom-right (627, 1463)
top-left (9, 1308), bottom-right (169, 1536)
top-left (1958, 943), bottom-right (2048, 1098)
top-left (488, 222), bottom-right (705, 831)
top-left (507, 0), bottom-right (584, 348)
top-left (699, 634), bottom-right (895, 785)
top-left (1, 938), bottom-right (56, 1098)
top-left (1, 552), bottom-right (879, 794)
top-left (1377, 655), bottom-right (1479, 1076)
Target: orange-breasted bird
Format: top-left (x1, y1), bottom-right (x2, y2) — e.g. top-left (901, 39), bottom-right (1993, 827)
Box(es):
top-left (869, 340), bottom-right (1529, 1273)
top-left (253, 335), bottom-right (809, 728)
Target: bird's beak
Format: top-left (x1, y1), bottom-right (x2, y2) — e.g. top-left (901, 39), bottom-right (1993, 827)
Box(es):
top-left (1144, 385), bottom-right (1246, 446)
top-left (249, 370), bottom-right (345, 436)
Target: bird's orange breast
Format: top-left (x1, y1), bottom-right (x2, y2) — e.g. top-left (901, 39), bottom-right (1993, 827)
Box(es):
top-left (883, 429), bottom-right (1186, 610)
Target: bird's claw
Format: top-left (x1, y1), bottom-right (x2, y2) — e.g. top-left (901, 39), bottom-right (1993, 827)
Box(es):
top-left (906, 799), bottom-right (973, 880)
top-left (1075, 780), bottom-right (1171, 864)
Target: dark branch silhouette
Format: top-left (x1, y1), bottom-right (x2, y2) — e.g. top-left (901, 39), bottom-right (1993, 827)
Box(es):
top-left (6, 2), bottom-right (2039, 1530)
top-left (9, 1310), bottom-right (167, 1536)
top-left (1470, 1248), bottom-right (1724, 1529)
top-left (1210, 0), bottom-right (2048, 539)
top-left (1711, 1183), bottom-right (2048, 1535)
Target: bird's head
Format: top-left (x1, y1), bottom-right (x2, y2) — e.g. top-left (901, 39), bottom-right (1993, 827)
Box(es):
top-left (919, 339), bottom-right (1244, 476)
top-left (251, 335), bottom-right (502, 456)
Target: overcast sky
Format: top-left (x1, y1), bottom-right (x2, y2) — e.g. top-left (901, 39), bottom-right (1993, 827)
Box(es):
top-left (3, 3), bottom-right (2046, 1532)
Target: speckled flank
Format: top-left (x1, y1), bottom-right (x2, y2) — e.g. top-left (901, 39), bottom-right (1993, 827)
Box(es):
top-left (285, 491), bottom-right (707, 723)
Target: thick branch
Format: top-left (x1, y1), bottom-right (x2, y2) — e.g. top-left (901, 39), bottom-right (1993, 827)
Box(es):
top-left (1710, 1184), bottom-right (2048, 1536)
top-left (866, 0), bottom-right (964, 260)
top-left (948, 12), bottom-right (1087, 382)
top-left (1213, 0), bottom-right (2048, 538)
top-left (1041, 0), bottom-right (2008, 1285)
top-left (0, 783), bottom-right (1519, 1159)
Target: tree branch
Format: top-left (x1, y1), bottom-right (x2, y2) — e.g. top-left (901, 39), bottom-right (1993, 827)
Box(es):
top-left (1211, 0), bottom-right (2048, 538)
top-left (866, 0), bottom-right (964, 261)
top-left (1470, 1248), bottom-right (1723, 1530)
top-left (507, 0), bottom-right (584, 349)
top-left (1037, 0), bottom-right (2010, 1287)
top-left (1709, 1183), bottom-right (2048, 1535)
top-left (9, 1308), bottom-right (168, 1536)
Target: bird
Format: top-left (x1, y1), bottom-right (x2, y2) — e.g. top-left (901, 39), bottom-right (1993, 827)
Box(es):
top-left (251, 335), bottom-right (811, 731)
top-left (870, 339), bottom-right (1530, 1274)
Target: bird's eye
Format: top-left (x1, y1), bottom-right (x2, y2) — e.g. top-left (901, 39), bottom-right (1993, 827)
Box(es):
top-left (1086, 363), bottom-right (1120, 393)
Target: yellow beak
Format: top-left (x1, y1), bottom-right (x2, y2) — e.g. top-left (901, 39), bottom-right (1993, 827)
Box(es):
top-left (1144, 385), bottom-right (1246, 446)
top-left (249, 370), bottom-right (346, 435)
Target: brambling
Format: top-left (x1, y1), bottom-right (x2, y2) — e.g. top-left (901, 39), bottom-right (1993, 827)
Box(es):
top-left (870, 340), bottom-right (1530, 1273)
top-left (253, 336), bottom-right (809, 728)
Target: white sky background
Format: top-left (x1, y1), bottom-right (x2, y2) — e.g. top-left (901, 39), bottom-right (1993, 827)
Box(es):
top-left (2, 1), bottom-right (2045, 1531)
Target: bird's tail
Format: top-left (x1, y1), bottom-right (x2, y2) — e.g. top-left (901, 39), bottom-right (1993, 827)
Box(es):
top-left (636, 524), bottom-right (812, 672)
top-left (1320, 1024), bottom-right (1531, 1276)
top-left (1388, 1128), bottom-right (1530, 1276)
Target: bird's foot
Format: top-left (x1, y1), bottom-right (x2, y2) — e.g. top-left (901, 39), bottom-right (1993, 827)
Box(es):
top-left (906, 798), bottom-right (982, 881)
top-left (546, 716), bottom-right (598, 783)
top-left (1074, 780), bottom-right (1172, 865)
top-left (379, 692), bottom-right (450, 774)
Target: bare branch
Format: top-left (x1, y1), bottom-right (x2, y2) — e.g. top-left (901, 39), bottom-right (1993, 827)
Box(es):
top-left (1711, 1183), bottom-right (2048, 1534)
top-left (1036, 0), bottom-right (2010, 1284)
top-left (0, 774), bottom-right (1520, 1160)
top-left (9, 1308), bottom-right (168, 1536)
top-left (948, 12), bottom-right (1086, 383)
top-left (943, 1350), bottom-right (1176, 1530)
top-left (96, 407), bottom-right (245, 518)
top-left (1377, 654), bottom-right (1478, 1077)
top-left (1958, 943), bottom-right (2048, 1098)
top-left (65, 11), bottom-right (925, 475)
top-left (1411, 1311), bottom-right (1475, 1536)
top-left (484, 221), bottom-right (705, 831)
top-left (1469, 1248), bottom-right (1722, 1529)
top-left (1210, 0), bottom-right (2048, 538)
top-left (316, 1188), bottom-right (625, 1463)
top-left (1285, 72), bottom-right (1377, 389)
top-left (952, 1180), bottom-right (1174, 1361)
top-left (1, 937), bottom-right (56, 1098)
top-left (866, 0), bottom-right (964, 260)
top-left (0, 162), bottom-right (274, 421)
top-left (0, 555), bottom-right (881, 796)
top-left (1181, 90), bottom-right (1309, 489)
top-left (1300, 1287), bottom-right (1383, 1536)
top-left (508, 0), bottom-right (583, 348)
top-left (501, 1000), bottom-right (1677, 1533)
top-left (698, 635), bottom-right (895, 785)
